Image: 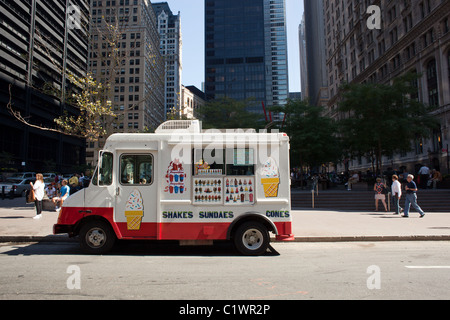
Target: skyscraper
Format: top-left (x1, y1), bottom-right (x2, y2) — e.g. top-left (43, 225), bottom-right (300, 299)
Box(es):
top-left (204, 0), bottom-right (288, 115)
top-left (152, 2), bottom-right (182, 119)
top-left (87, 0), bottom-right (165, 166)
top-left (299, 14), bottom-right (308, 99)
top-left (0, 0), bottom-right (90, 172)
top-left (302, 0), bottom-right (328, 107)
top-left (324, 0), bottom-right (450, 173)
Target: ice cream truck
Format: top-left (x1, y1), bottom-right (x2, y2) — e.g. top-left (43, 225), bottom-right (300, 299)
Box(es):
top-left (54, 120), bottom-right (294, 255)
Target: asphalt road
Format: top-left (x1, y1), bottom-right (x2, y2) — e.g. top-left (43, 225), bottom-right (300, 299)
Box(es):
top-left (0, 241), bottom-right (449, 300)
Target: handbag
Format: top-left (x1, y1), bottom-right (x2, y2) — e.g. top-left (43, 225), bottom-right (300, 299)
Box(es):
top-left (27, 188), bottom-right (36, 203)
top-left (381, 185), bottom-right (389, 195)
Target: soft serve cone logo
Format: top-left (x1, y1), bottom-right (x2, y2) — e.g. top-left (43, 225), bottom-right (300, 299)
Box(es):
top-left (125, 189), bottom-right (144, 230)
top-left (259, 157), bottom-right (280, 198)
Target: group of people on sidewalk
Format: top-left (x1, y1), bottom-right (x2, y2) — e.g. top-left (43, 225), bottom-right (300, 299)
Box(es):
top-left (29, 174), bottom-right (70, 220)
top-left (374, 174), bottom-right (425, 218)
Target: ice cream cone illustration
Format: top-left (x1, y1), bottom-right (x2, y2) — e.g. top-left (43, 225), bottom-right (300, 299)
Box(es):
top-left (260, 157), bottom-right (280, 198)
top-left (125, 189), bottom-right (144, 230)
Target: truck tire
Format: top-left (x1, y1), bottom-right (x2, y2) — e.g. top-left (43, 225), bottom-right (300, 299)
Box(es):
top-left (233, 221), bottom-right (270, 256)
top-left (79, 220), bottom-right (116, 254)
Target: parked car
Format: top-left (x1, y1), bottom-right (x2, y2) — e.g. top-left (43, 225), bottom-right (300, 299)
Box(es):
top-left (0, 178), bottom-right (35, 197)
top-left (43, 173), bottom-right (57, 180)
top-left (62, 174), bottom-right (73, 181)
top-left (8, 172), bottom-right (36, 180)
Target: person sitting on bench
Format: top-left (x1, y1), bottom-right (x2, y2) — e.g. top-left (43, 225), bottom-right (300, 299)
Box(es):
top-left (52, 180), bottom-right (70, 211)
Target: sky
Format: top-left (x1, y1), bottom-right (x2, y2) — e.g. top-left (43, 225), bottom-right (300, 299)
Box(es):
top-left (161, 0), bottom-right (304, 93)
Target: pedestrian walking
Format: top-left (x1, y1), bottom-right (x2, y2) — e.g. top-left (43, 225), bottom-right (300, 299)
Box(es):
top-left (30, 173), bottom-right (45, 220)
top-left (391, 175), bottom-right (403, 215)
top-left (403, 174), bottom-right (425, 218)
top-left (374, 178), bottom-right (388, 212)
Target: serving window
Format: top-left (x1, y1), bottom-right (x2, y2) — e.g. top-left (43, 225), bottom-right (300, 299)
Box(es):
top-left (225, 148), bottom-right (255, 176)
top-left (192, 148), bottom-right (255, 205)
top-left (193, 148), bottom-right (225, 176)
top-left (193, 148), bottom-right (254, 176)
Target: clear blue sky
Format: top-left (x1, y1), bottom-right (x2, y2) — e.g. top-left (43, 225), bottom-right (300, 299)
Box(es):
top-left (161, 0), bottom-right (304, 93)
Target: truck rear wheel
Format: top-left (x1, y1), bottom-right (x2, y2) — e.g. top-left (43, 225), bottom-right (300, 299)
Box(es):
top-left (233, 221), bottom-right (270, 256)
top-left (79, 220), bottom-right (115, 254)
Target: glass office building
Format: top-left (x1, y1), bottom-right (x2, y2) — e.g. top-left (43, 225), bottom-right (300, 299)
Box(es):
top-left (0, 0), bottom-right (90, 172)
top-left (205, 0), bottom-right (288, 115)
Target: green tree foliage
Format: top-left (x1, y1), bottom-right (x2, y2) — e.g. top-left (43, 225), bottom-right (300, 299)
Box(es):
top-left (197, 97), bottom-right (265, 129)
top-left (338, 72), bottom-right (439, 174)
top-left (273, 99), bottom-right (342, 170)
top-left (54, 73), bottom-right (116, 141)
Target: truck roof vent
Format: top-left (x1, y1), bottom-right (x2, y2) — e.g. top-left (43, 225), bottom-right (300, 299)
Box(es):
top-left (155, 120), bottom-right (202, 134)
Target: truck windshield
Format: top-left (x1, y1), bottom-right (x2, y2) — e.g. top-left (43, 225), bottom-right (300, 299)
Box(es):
top-left (92, 152), bottom-right (113, 186)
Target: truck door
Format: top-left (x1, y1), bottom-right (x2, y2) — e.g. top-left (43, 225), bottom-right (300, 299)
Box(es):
top-left (115, 152), bottom-right (158, 238)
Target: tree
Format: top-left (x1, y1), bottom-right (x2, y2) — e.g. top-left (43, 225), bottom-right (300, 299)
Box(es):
top-left (7, 73), bottom-right (116, 142)
top-left (338, 72), bottom-right (440, 174)
top-left (197, 97), bottom-right (265, 129)
top-left (6, 8), bottom-right (152, 142)
top-left (53, 74), bottom-right (116, 141)
top-left (272, 99), bottom-right (343, 171)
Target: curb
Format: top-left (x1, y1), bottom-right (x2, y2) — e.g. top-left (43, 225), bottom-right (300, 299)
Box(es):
top-left (273, 235), bottom-right (450, 243)
top-left (0, 235), bottom-right (76, 243)
top-left (1, 235), bottom-right (450, 244)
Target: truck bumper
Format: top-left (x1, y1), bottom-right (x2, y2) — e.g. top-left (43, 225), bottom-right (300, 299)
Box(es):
top-left (53, 224), bottom-right (74, 236)
top-left (275, 234), bottom-right (295, 241)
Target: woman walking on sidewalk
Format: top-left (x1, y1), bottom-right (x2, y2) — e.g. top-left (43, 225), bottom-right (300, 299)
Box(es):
top-left (374, 178), bottom-right (388, 212)
top-left (30, 173), bottom-right (45, 220)
top-left (403, 174), bottom-right (425, 218)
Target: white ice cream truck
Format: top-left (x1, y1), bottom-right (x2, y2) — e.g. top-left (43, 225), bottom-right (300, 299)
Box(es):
top-left (54, 120), bottom-right (294, 255)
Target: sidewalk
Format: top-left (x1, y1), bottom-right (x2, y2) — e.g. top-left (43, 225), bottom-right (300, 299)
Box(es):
top-left (290, 210), bottom-right (450, 242)
top-left (1, 197), bottom-right (450, 243)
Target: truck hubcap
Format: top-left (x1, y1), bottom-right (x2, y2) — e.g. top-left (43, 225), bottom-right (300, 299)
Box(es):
top-left (86, 228), bottom-right (106, 248)
top-left (242, 228), bottom-right (263, 250)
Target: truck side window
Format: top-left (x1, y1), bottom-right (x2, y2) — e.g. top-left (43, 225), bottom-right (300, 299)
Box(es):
top-left (120, 154), bottom-right (153, 185)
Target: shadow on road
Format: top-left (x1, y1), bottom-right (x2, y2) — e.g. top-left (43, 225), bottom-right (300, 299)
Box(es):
top-left (0, 240), bottom-right (280, 257)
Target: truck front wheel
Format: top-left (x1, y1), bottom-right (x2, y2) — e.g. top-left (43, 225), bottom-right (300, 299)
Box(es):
top-left (79, 220), bottom-right (116, 254)
top-left (233, 221), bottom-right (270, 256)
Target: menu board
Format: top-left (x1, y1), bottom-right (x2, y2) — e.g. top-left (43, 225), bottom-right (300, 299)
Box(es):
top-left (224, 176), bottom-right (255, 205)
top-left (193, 178), bottom-right (223, 204)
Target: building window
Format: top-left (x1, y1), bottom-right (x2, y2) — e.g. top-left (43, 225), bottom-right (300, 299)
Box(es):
top-left (415, 137), bottom-right (424, 155)
top-left (426, 59), bottom-right (439, 107)
top-left (448, 52), bottom-right (450, 92)
top-left (432, 129), bottom-right (443, 153)
top-left (444, 18), bottom-right (449, 34)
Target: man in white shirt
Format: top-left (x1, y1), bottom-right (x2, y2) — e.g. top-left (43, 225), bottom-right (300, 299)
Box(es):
top-left (347, 172), bottom-right (359, 191)
top-left (418, 165), bottom-right (430, 189)
top-left (418, 165), bottom-right (430, 175)
top-left (391, 175), bottom-right (403, 215)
